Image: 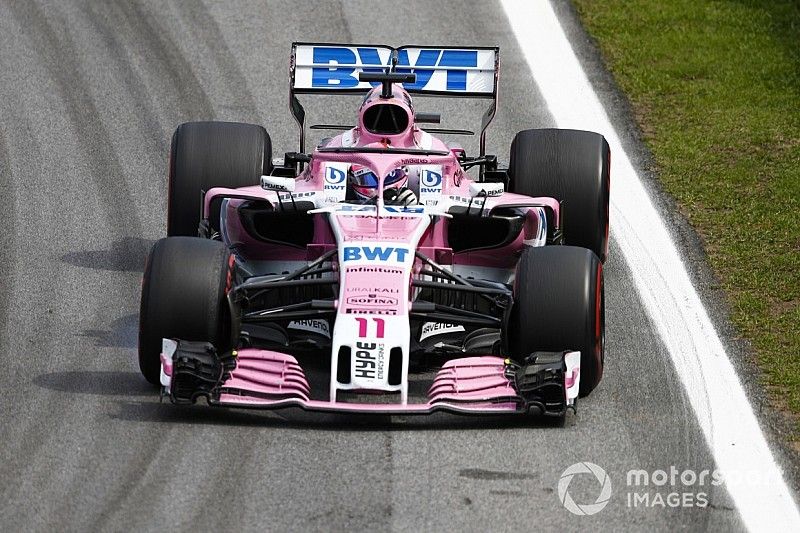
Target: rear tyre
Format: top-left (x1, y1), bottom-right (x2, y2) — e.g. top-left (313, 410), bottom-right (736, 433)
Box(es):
top-left (168, 121), bottom-right (272, 236)
top-left (509, 246), bottom-right (604, 396)
top-left (509, 129), bottom-right (610, 261)
top-left (138, 237), bottom-right (234, 385)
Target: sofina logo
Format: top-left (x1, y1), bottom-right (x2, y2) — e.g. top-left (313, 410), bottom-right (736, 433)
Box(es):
top-left (558, 462), bottom-right (612, 516)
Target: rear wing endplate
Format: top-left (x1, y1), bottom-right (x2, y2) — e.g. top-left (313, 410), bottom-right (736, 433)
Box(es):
top-left (289, 42), bottom-right (499, 154)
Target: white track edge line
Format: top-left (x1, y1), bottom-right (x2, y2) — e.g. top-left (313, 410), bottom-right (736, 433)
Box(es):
top-left (499, 1), bottom-right (800, 531)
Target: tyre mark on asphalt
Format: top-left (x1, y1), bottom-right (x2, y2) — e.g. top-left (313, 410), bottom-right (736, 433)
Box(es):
top-left (116, 0), bottom-right (216, 122)
top-left (172, 1), bottom-right (260, 120)
top-left (459, 468), bottom-right (538, 481)
top-left (0, 4), bottom-right (171, 528)
top-left (0, 101), bottom-right (68, 489)
top-left (0, 130), bottom-right (15, 348)
top-left (4, 1), bottom-right (142, 242)
top-left (79, 3), bottom-right (170, 166)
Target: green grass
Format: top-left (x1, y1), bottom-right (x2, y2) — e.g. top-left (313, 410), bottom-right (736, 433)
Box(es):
top-left (572, 0), bottom-right (800, 440)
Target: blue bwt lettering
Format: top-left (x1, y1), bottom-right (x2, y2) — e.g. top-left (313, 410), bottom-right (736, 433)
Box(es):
top-left (343, 246), bottom-right (409, 262)
top-left (310, 47), bottom-right (479, 91)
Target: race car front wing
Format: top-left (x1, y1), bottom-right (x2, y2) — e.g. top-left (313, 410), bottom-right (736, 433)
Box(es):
top-left (159, 340), bottom-right (580, 418)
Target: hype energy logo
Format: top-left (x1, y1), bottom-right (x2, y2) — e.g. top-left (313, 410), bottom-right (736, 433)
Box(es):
top-left (293, 46), bottom-right (496, 94)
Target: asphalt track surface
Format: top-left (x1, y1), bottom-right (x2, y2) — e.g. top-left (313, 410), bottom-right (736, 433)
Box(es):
top-left (0, 1), bottom-right (793, 531)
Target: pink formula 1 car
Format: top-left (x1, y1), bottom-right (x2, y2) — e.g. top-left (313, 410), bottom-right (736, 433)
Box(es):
top-left (138, 43), bottom-right (610, 421)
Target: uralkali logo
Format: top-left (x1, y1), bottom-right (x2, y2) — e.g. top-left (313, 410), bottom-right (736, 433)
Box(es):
top-left (558, 462), bottom-right (612, 516)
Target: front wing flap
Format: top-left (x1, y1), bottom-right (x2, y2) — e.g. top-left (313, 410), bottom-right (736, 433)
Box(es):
top-left (160, 340), bottom-right (580, 417)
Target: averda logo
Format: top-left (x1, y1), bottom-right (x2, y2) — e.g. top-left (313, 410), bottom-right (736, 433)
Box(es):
top-left (310, 47), bottom-right (479, 91)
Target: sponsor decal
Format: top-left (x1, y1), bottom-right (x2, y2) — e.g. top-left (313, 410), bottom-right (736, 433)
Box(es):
top-left (309, 47), bottom-right (480, 91)
top-left (354, 341), bottom-right (385, 380)
top-left (287, 319), bottom-right (330, 339)
top-left (346, 287), bottom-right (399, 293)
top-left (278, 191), bottom-right (315, 200)
top-left (323, 163), bottom-right (349, 203)
top-left (337, 204), bottom-right (376, 212)
top-left (345, 266), bottom-right (403, 274)
top-left (261, 176), bottom-right (294, 192)
top-left (420, 169), bottom-right (442, 188)
top-left (346, 295), bottom-right (399, 307)
top-left (448, 194), bottom-right (485, 206)
top-left (345, 308), bottom-right (398, 315)
top-left (418, 165), bottom-right (444, 207)
top-left (469, 182), bottom-right (504, 197)
top-left (335, 204), bottom-right (424, 214)
top-left (400, 158), bottom-right (431, 166)
top-left (343, 246), bottom-right (409, 263)
top-left (384, 206), bottom-right (424, 213)
top-left (324, 165), bottom-right (347, 191)
top-left (419, 322), bottom-right (465, 341)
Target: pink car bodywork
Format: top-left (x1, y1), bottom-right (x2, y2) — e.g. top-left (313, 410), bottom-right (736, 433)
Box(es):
top-left (159, 44), bottom-right (581, 416)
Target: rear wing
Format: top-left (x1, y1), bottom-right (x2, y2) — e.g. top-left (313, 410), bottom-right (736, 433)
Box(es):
top-left (289, 42), bottom-right (499, 154)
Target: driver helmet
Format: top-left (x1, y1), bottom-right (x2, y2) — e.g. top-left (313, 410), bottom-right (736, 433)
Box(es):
top-left (348, 164), bottom-right (409, 202)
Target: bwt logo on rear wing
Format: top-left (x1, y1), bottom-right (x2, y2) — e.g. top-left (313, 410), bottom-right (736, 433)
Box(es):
top-left (288, 42), bottom-right (499, 154)
top-left (292, 43), bottom-right (498, 96)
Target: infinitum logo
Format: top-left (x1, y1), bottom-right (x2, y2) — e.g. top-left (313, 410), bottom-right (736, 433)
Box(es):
top-left (558, 462), bottom-right (613, 516)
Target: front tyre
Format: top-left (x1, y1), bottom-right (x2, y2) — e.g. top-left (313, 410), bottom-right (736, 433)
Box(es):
top-left (138, 237), bottom-right (234, 385)
top-left (509, 129), bottom-right (610, 262)
top-left (168, 121), bottom-right (272, 236)
top-left (509, 246), bottom-right (604, 396)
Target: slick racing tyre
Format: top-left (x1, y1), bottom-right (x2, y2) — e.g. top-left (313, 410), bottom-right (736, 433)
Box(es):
top-left (168, 121), bottom-right (272, 236)
top-left (509, 246), bottom-right (604, 396)
top-left (508, 129), bottom-right (610, 262)
top-left (138, 237), bottom-right (234, 385)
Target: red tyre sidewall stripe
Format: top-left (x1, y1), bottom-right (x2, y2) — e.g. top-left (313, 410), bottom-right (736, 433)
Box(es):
top-left (595, 260), bottom-right (604, 377)
top-left (604, 149), bottom-right (611, 260)
top-left (225, 253), bottom-right (235, 294)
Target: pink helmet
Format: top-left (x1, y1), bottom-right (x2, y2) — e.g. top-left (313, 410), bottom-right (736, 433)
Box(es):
top-left (348, 164), bottom-right (409, 203)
